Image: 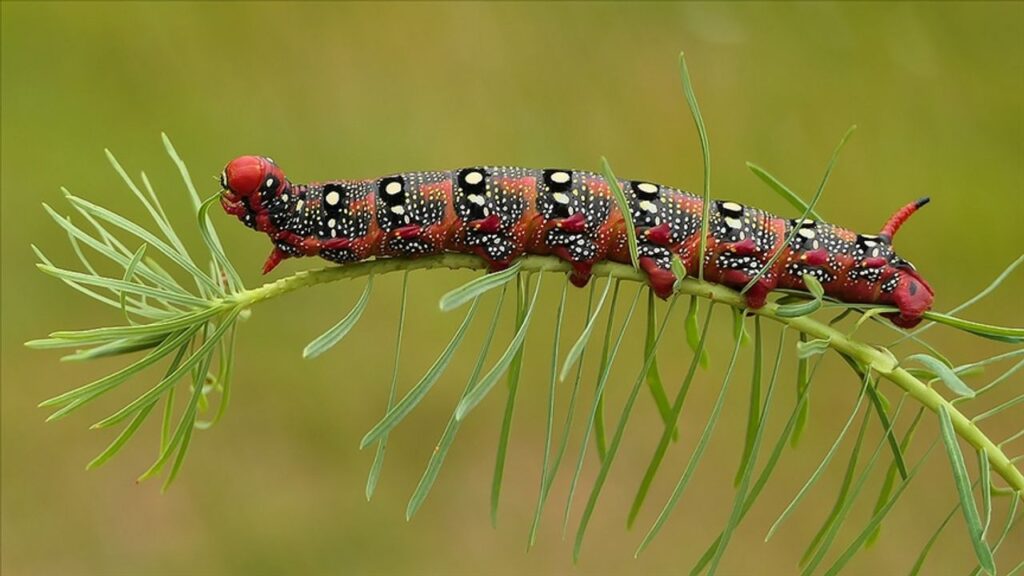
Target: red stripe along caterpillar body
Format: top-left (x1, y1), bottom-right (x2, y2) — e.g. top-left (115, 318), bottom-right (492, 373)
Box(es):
top-left (220, 155), bottom-right (934, 328)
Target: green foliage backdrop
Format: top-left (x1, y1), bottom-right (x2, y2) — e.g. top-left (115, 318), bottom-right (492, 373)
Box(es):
top-left (2, 2), bottom-right (1022, 574)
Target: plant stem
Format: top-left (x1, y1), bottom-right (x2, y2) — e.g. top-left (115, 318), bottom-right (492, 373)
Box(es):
top-left (222, 253), bottom-right (1022, 494)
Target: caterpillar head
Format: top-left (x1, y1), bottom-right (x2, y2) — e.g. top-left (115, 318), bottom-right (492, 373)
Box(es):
top-left (220, 155), bottom-right (287, 230)
top-left (885, 258), bottom-right (934, 328)
top-left (878, 198), bottom-right (934, 328)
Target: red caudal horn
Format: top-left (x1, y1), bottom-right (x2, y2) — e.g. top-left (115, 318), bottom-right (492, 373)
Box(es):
top-left (879, 197), bottom-right (930, 242)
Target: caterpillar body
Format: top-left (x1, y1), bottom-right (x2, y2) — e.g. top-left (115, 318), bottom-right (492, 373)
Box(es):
top-left (220, 156), bottom-right (934, 328)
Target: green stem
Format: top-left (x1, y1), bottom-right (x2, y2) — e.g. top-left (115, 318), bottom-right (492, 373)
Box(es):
top-left (220, 253), bottom-right (1022, 494)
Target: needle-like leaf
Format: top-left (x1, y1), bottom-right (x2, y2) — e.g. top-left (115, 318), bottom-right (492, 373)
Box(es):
top-left (766, 370), bottom-right (871, 541)
top-left (366, 273), bottom-right (409, 501)
top-left (636, 312), bottom-right (745, 553)
top-left (302, 275), bottom-right (374, 359)
top-left (406, 288), bottom-right (507, 519)
top-left (563, 287), bottom-right (642, 534)
top-left (678, 51), bottom-right (711, 280)
top-left (492, 274), bottom-right (532, 526)
top-left (456, 274), bottom-right (543, 420)
top-left (601, 157), bottom-right (639, 270)
top-left (560, 273), bottom-right (614, 381)
top-left (360, 298), bottom-right (480, 449)
top-left (573, 297), bottom-right (678, 562)
top-left (938, 405), bottom-right (996, 574)
top-left (628, 305), bottom-right (715, 529)
top-left (439, 262), bottom-right (521, 311)
top-left (528, 278), bottom-right (569, 547)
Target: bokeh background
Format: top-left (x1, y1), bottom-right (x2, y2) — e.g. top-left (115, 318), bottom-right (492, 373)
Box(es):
top-left (3, 2), bottom-right (1022, 575)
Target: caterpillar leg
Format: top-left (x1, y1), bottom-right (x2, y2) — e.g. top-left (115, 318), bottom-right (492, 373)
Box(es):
top-left (262, 246), bottom-right (287, 274)
top-left (637, 244), bottom-right (676, 299)
top-left (543, 228), bottom-right (599, 288)
top-left (714, 238), bottom-right (777, 309)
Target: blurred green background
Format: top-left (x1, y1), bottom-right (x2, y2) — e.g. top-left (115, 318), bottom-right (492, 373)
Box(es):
top-left (3, 2), bottom-right (1022, 574)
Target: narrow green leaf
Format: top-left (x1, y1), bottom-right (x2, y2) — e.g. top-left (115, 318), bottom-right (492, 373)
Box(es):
top-left (907, 354), bottom-right (976, 398)
top-left (796, 336), bottom-right (831, 359)
top-left (627, 305), bottom-right (715, 529)
top-left (119, 244), bottom-right (148, 324)
top-left (530, 283), bottom-right (594, 546)
top-left (792, 332), bottom-right (812, 447)
top-left (161, 385), bottom-right (176, 451)
top-left (731, 307), bottom-right (750, 345)
top-left (50, 231), bottom-right (150, 314)
top-left (635, 314), bottom-right (745, 554)
top-left (920, 311), bottom-right (1024, 344)
top-left (138, 170), bottom-right (192, 266)
top-left (209, 325), bottom-right (236, 427)
top-left (64, 194), bottom-right (221, 295)
top-left (678, 51), bottom-right (711, 281)
top-left (406, 288), bottom-right (507, 520)
top-left (644, 289), bottom-right (678, 442)
top-left (973, 358), bottom-right (1024, 400)
top-left (766, 371), bottom-right (870, 541)
top-left (366, 273), bottom-right (408, 501)
top-left (594, 281), bottom-right (624, 462)
top-left (865, 406), bottom-right (925, 547)
top-left (775, 298), bottom-right (824, 319)
top-left (974, 393), bottom-right (1024, 422)
top-left (41, 204), bottom-right (187, 297)
top-left (562, 287), bottom-right (642, 535)
top-left (684, 295), bottom-right (710, 368)
top-left (302, 276), bottom-right (374, 359)
top-left (138, 330), bottom-right (215, 483)
top-left (491, 274), bottom-right (532, 526)
top-left (835, 350), bottom-right (909, 479)
top-left (775, 275), bottom-right (825, 317)
top-left (528, 279), bottom-right (569, 547)
top-left (979, 449), bottom-right (992, 538)
top-left (799, 398), bottom-right (915, 576)
top-left (48, 305), bottom-right (224, 343)
top-left (197, 195), bottom-right (243, 293)
top-left (572, 298), bottom-right (679, 562)
top-left (86, 403), bottom-right (155, 470)
top-left (707, 321), bottom-right (779, 575)
top-left (159, 345), bottom-right (216, 490)
top-left (60, 334), bottom-right (165, 362)
top-left (361, 299), bottom-right (480, 449)
top-left (560, 273), bottom-right (614, 381)
top-left (601, 157), bottom-right (639, 270)
top-left (938, 405), bottom-right (995, 574)
top-left (40, 327), bottom-right (197, 411)
top-left (456, 274), bottom-right (543, 420)
top-left (439, 262), bottom-right (521, 311)
top-left (687, 335), bottom-right (812, 573)
top-left (37, 263), bottom-right (208, 308)
top-left (903, 254), bottom-right (1023, 342)
top-left (670, 254), bottom-right (687, 293)
top-left (821, 437), bottom-right (939, 576)
top-left (908, 497), bottom-right (964, 576)
top-left (745, 162), bottom-right (824, 221)
top-left (985, 492), bottom-right (1020, 569)
top-left (162, 131), bottom-right (237, 292)
top-left (742, 126), bottom-right (856, 294)
top-left (735, 316), bottom-right (764, 486)
top-left (91, 309), bottom-right (240, 429)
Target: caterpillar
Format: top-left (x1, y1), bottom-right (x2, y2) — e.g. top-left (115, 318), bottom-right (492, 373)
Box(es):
top-left (219, 156), bottom-right (934, 328)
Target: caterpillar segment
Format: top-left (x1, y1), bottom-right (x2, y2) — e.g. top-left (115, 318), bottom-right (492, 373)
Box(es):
top-left (220, 155), bottom-right (934, 328)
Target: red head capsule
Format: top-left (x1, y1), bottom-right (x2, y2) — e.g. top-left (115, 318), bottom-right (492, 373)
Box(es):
top-left (220, 155), bottom-right (287, 229)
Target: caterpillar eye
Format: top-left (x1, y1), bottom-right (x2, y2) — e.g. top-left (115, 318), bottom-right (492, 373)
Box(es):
top-left (889, 254), bottom-right (917, 272)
